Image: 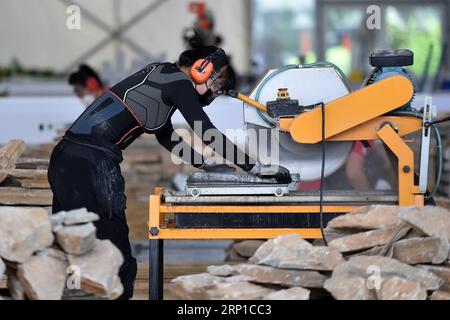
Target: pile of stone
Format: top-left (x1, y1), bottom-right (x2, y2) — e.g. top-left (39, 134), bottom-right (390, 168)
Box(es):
top-left (0, 207), bottom-right (123, 300)
top-left (0, 139), bottom-right (52, 207)
top-left (168, 205), bottom-right (450, 300)
top-left (0, 137), bottom-right (192, 241)
top-left (225, 240), bottom-right (266, 262)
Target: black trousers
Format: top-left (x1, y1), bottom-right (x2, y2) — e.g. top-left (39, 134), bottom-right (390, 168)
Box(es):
top-left (48, 139), bottom-right (137, 300)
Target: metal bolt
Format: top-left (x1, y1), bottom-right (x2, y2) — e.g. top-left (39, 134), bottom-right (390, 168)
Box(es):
top-left (150, 227), bottom-right (159, 236)
top-left (275, 188), bottom-right (284, 197)
top-left (403, 165), bottom-right (410, 173)
top-left (191, 188), bottom-right (200, 197)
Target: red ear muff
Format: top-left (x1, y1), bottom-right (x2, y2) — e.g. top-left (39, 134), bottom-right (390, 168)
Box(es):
top-left (190, 59), bottom-right (214, 84)
top-left (86, 77), bottom-right (100, 92)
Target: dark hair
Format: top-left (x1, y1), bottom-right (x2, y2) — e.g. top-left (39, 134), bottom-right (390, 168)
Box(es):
top-left (68, 71), bottom-right (87, 86)
top-left (68, 64), bottom-right (103, 87)
top-left (178, 46), bottom-right (236, 90)
top-left (220, 63), bottom-right (237, 92)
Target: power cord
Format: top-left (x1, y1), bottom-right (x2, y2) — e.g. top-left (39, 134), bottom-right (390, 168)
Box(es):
top-left (319, 101), bottom-right (328, 245)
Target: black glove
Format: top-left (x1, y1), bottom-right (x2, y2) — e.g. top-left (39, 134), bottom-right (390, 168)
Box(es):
top-left (249, 162), bottom-right (292, 184)
top-left (273, 165), bottom-right (292, 184)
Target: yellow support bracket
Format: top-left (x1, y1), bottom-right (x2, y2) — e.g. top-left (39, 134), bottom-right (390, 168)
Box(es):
top-left (376, 124), bottom-right (420, 206)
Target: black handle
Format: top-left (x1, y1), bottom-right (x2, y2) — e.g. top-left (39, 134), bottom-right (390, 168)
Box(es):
top-left (425, 115), bottom-right (450, 127)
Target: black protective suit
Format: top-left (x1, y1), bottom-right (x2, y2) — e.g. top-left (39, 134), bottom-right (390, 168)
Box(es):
top-left (48, 62), bottom-right (255, 299)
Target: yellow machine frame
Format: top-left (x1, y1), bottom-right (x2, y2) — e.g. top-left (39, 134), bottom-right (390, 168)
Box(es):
top-left (146, 74), bottom-right (426, 300)
top-left (148, 120), bottom-right (424, 241)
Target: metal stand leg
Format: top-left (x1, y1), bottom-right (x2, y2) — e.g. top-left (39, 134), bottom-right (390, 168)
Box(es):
top-left (149, 239), bottom-right (164, 300)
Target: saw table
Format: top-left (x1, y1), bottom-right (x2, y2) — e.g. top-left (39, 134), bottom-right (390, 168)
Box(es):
top-left (147, 186), bottom-right (399, 299)
top-left (146, 50), bottom-right (441, 300)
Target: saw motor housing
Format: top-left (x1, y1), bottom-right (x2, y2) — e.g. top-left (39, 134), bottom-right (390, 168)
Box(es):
top-left (366, 49), bottom-right (415, 111)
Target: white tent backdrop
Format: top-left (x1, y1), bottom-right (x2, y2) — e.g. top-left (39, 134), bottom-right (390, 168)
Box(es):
top-left (0, 0), bottom-right (251, 75)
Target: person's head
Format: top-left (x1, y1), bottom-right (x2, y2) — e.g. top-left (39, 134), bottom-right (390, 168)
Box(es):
top-left (68, 64), bottom-right (104, 106)
top-left (178, 46), bottom-right (236, 106)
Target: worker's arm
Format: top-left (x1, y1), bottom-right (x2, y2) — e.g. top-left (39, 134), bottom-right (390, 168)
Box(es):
top-left (345, 144), bottom-right (371, 191)
top-left (155, 119), bottom-right (204, 169)
top-left (166, 79), bottom-right (255, 172)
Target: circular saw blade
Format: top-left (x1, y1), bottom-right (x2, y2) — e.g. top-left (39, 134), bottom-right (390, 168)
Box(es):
top-left (242, 66), bottom-right (354, 181)
top-left (250, 127), bottom-right (354, 181)
top-left (277, 132), bottom-right (354, 181)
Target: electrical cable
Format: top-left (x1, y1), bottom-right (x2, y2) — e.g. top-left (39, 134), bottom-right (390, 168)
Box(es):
top-left (391, 110), bottom-right (444, 199)
top-left (430, 124), bottom-right (442, 198)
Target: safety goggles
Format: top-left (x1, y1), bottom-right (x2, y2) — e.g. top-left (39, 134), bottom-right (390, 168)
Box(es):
top-left (209, 73), bottom-right (226, 97)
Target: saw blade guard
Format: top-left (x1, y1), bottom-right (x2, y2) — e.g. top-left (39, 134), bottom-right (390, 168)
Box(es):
top-left (243, 65), bottom-right (354, 181)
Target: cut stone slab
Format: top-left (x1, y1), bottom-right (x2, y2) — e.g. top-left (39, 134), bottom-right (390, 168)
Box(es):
top-left (172, 272), bottom-right (225, 287)
top-left (403, 228), bottom-right (426, 239)
top-left (250, 234), bottom-right (344, 271)
top-left (349, 246), bottom-right (385, 257)
top-left (225, 246), bottom-right (248, 262)
top-left (56, 223), bottom-right (96, 255)
top-left (0, 140), bottom-right (26, 183)
top-left (19, 179), bottom-right (50, 189)
top-left (233, 240), bottom-right (265, 258)
top-left (0, 258), bottom-right (4, 278)
top-left (220, 274), bottom-right (254, 284)
top-left (62, 288), bottom-right (97, 300)
top-left (68, 239), bottom-right (124, 299)
top-left (207, 281), bottom-right (274, 300)
top-left (236, 263), bottom-right (326, 288)
top-left (324, 274), bottom-right (376, 300)
top-left (0, 139), bottom-right (25, 169)
top-left (15, 157), bottom-right (49, 170)
top-left (169, 273), bottom-right (235, 300)
top-left (323, 227), bottom-right (356, 242)
top-left (263, 287), bottom-right (310, 300)
top-left (393, 237), bottom-right (449, 264)
top-left (4, 169), bottom-right (48, 180)
top-left (430, 290), bottom-right (450, 300)
top-left (377, 276), bottom-right (426, 300)
top-left (0, 187), bottom-right (53, 206)
top-left (51, 208), bottom-right (99, 228)
top-left (207, 264), bottom-right (237, 277)
top-left (17, 249), bottom-right (68, 300)
top-left (377, 224), bottom-right (413, 257)
top-left (332, 255), bottom-right (443, 291)
top-left (109, 275), bottom-right (124, 301)
top-left (328, 225), bottom-right (403, 253)
top-left (327, 205), bottom-right (401, 230)
top-left (417, 265), bottom-right (450, 291)
top-left (168, 273), bottom-right (257, 300)
top-left (397, 206), bottom-right (450, 239)
top-left (0, 206), bottom-right (54, 262)
top-left (7, 271), bottom-right (26, 300)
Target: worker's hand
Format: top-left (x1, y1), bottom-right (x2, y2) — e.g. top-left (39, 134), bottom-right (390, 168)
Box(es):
top-left (249, 162), bottom-right (292, 184)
